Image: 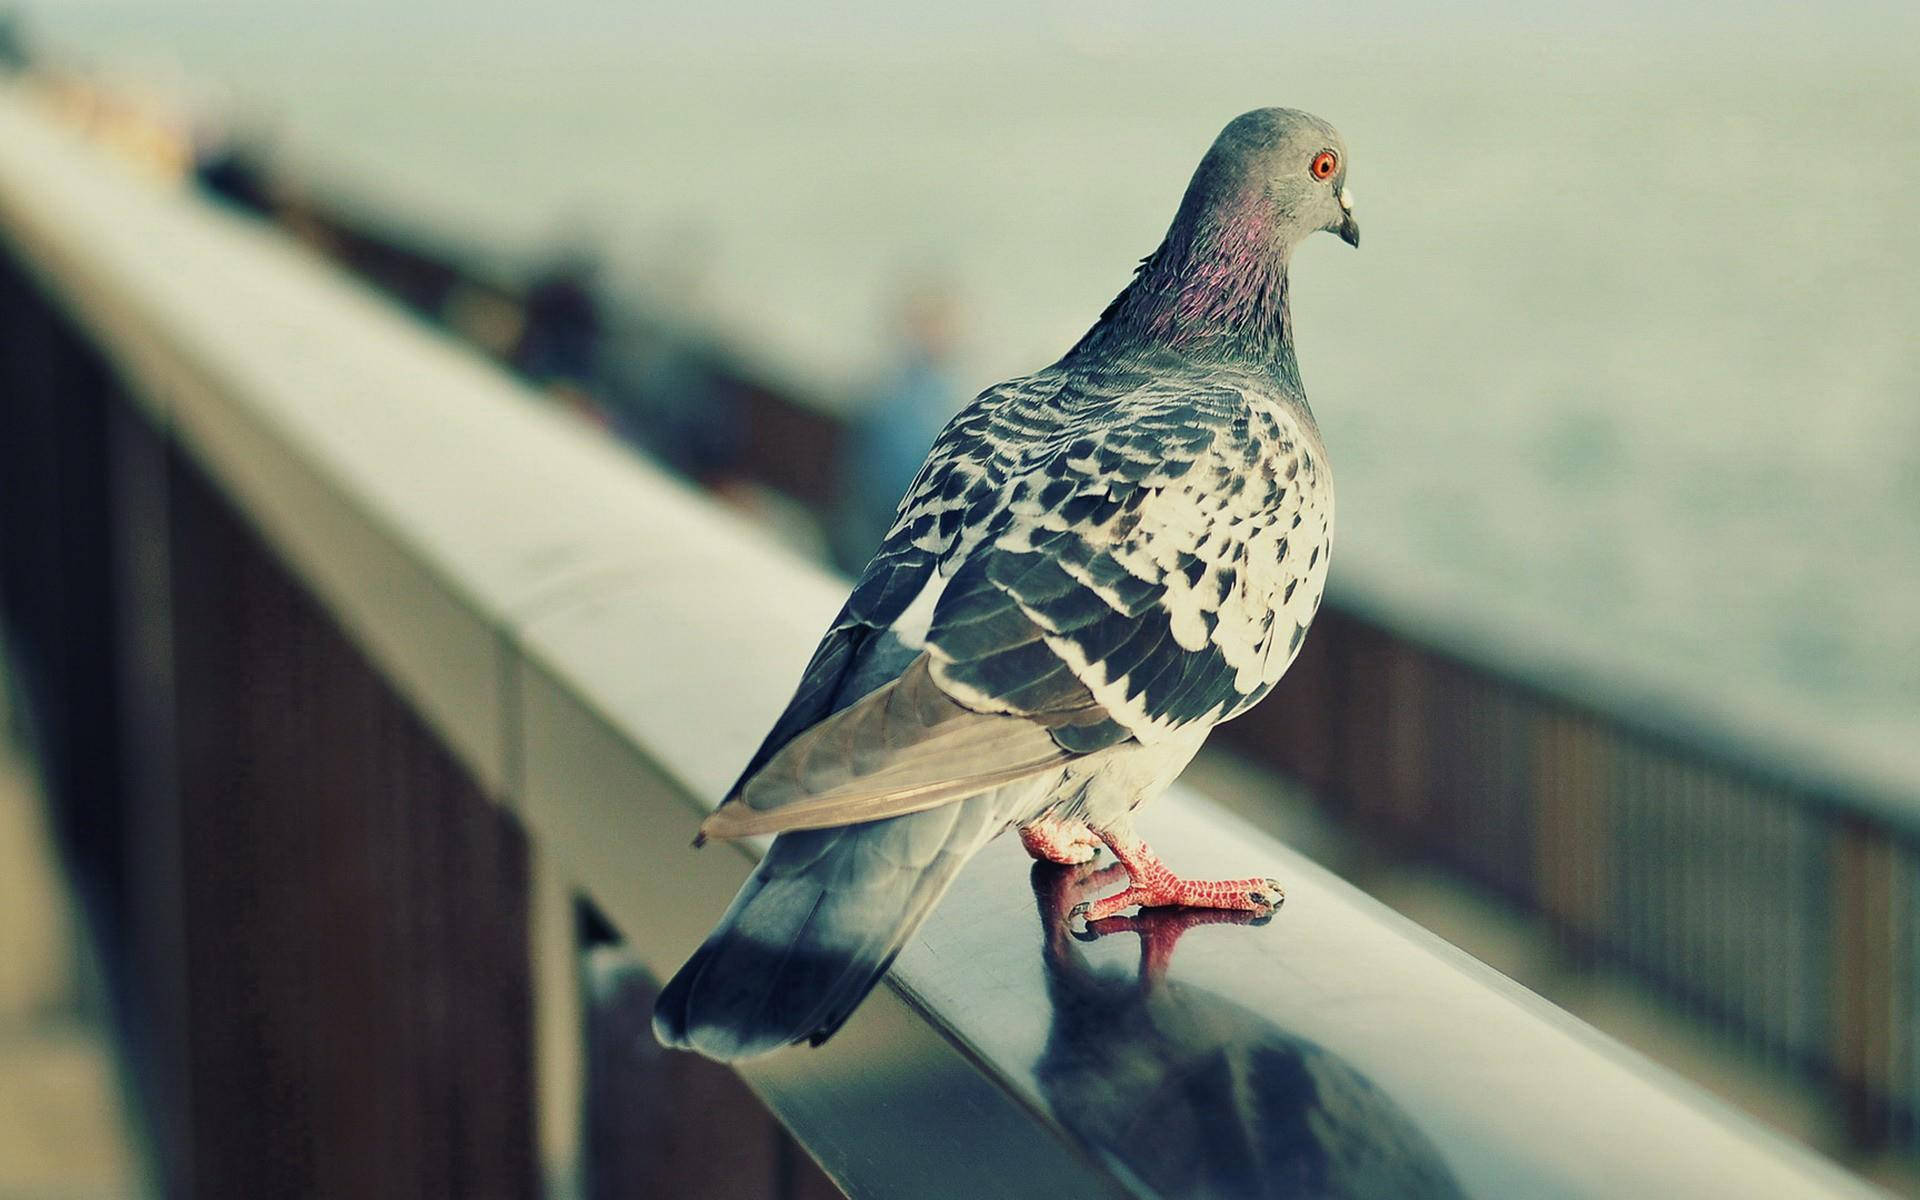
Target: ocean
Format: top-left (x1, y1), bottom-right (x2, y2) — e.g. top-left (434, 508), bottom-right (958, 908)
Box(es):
top-left (25, 4), bottom-right (1920, 783)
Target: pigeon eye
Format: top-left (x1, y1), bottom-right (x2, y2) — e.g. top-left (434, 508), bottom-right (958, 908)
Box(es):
top-left (1310, 151), bottom-right (1338, 181)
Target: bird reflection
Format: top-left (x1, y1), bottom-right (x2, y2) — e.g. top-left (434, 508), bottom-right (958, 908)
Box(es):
top-left (1033, 863), bottom-right (1466, 1200)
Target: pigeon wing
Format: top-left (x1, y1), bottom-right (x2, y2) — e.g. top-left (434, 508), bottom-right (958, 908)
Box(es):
top-left (708, 369), bottom-right (1073, 808)
top-left (924, 365), bottom-right (1333, 747)
top-left (701, 362), bottom-right (1331, 840)
top-left (697, 655), bottom-right (1101, 839)
top-left (701, 374), bottom-right (1108, 841)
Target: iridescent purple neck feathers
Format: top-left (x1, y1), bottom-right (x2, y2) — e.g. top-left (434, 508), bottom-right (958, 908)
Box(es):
top-left (1074, 198), bottom-right (1299, 383)
top-left (1065, 106), bottom-right (1357, 388)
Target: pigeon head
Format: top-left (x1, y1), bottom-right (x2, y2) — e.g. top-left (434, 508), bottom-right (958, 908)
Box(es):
top-left (1185, 107), bottom-right (1358, 252)
top-left (1075, 107), bottom-right (1356, 372)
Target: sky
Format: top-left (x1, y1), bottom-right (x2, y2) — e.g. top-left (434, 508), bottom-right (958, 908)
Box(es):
top-left (17, 0), bottom-right (1920, 47)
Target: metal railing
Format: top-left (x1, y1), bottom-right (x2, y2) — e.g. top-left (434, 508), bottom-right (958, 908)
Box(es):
top-left (0, 86), bottom-right (1890, 1198)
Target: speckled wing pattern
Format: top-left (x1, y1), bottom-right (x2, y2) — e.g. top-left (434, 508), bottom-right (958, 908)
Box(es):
top-left (706, 354), bottom-right (1333, 837)
top-left (852, 352), bottom-right (1333, 753)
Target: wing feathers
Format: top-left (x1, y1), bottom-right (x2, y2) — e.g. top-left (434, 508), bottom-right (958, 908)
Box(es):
top-left (698, 656), bottom-right (1080, 841)
top-left (705, 363), bottom-right (1331, 841)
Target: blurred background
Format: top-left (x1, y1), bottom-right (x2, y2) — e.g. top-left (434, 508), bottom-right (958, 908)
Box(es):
top-left (0, 0), bottom-right (1915, 1196)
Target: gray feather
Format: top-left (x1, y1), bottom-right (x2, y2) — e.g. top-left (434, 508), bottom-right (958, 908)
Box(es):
top-left (699, 655), bottom-right (1084, 840)
top-left (654, 785), bottom-right (1036, 1058)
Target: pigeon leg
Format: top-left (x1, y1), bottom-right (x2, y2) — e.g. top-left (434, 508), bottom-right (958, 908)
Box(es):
top-left (1018, 815), bottom-right (1102, 865)
top-left (1071, 827), bottom-right (1283, 923)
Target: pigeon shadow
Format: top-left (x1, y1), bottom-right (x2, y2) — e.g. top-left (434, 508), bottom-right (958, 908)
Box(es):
top-left (1031, 863), bottom-right (1466, 1200)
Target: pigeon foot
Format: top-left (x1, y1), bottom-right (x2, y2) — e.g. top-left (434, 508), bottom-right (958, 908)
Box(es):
top-left (1019, 815), bottom-right (1103, 865)
top-left (1070, 829), bottom-right (1283, 923)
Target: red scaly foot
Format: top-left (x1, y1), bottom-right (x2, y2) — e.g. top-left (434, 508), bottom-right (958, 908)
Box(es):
top-left (1019, 815), bottom-right (1103, 865)
top-left (1070, 828), bottom-right (1283, 924)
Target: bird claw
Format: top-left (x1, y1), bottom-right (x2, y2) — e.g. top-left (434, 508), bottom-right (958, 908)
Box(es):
top-left (1247, 879), bottom-right (1287, 910)
top-left (1064, 894), bottom-right (1132, 940)
top-left (1019, 817), bottom-right (1104, 866)
top-left (1052, 828), bottom-right (1281, 940)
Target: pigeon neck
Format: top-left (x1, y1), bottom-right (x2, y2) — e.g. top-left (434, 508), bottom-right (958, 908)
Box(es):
top-left (1074, 203), bottom-right (1301, 386)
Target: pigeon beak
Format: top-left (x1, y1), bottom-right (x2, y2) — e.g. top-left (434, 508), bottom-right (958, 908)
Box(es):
top-left (1336, 186), bottom-right (1359, 248)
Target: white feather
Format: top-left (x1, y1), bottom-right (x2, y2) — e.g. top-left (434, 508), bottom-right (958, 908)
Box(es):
top-left (890, 568), bottom-right (950, 650)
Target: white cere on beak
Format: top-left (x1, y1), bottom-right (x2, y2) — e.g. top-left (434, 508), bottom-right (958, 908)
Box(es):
top-left (1339, 187), bottom-right (1354, 212)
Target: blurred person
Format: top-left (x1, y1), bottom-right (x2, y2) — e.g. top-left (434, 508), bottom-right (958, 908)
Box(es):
top-left (193, 126), bottom-right (275, 216)
top-left (593, 223), bottom-right (749, 487)
top-left (0, 9), bottom-right (29, 74)
top-left (515, 245), bottom-right (610, 427)
top-left (834, 278), bottom-right (968, 570)
top-left (598, 319), bottom-right (744, 488)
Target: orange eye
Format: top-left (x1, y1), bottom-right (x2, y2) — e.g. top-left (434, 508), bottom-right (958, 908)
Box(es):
top-left (1310, 150), bottom-right (1338, 181)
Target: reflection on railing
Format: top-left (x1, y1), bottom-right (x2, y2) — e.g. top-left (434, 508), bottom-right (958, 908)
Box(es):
top-left (1033, 864), bottom-right (1466, 1200)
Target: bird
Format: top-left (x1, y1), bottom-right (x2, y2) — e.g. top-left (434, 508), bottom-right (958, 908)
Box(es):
top-left (654, 107), bottom-right (1359, 1062)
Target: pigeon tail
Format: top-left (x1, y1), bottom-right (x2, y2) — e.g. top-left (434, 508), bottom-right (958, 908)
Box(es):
top-left (653, 788), bottom-right (1020, 1061)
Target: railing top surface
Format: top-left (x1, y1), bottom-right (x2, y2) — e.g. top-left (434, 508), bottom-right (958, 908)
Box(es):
top-left (0, 88), bottom-right (1885, 1199)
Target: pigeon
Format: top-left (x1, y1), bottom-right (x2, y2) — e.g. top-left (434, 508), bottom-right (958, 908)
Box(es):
top-left (654, 107), bottom-right (1359, 1062)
